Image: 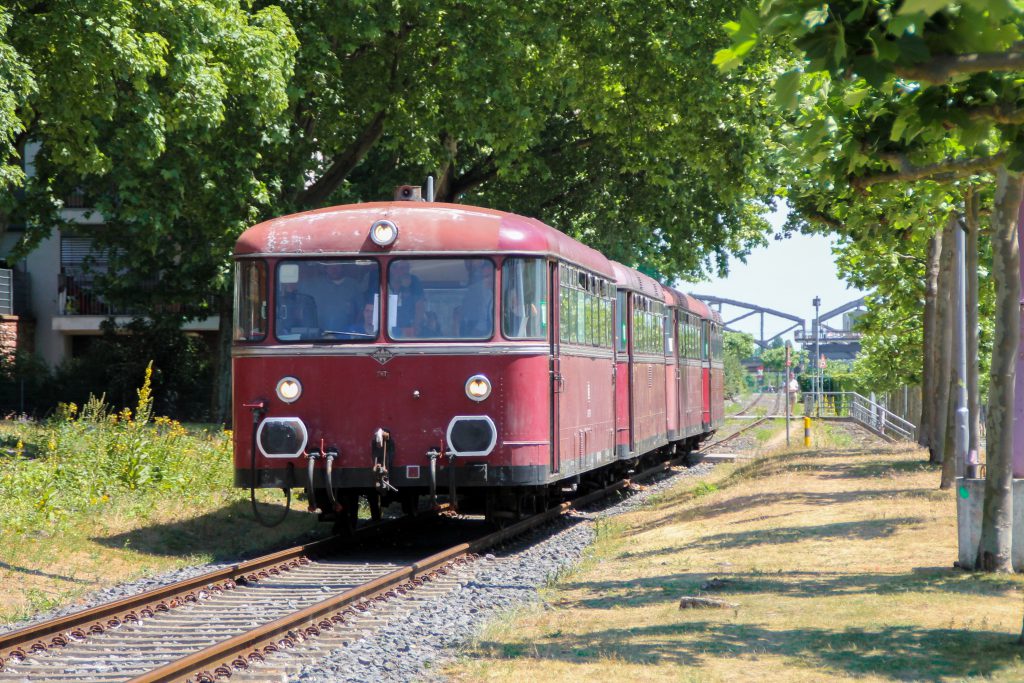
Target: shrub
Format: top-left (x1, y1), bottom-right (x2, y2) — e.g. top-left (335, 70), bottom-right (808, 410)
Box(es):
top-left (0, 364), bottom-right (231, 535)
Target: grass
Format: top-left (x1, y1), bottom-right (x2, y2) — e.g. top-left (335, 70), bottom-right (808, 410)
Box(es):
top-left (0, 365), bottom-right (322, 625)
top-left (448, 430), bottom-right (1024, 682)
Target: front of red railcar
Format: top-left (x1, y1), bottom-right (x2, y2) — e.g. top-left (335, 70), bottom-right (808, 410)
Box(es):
top-left (232, 202), bottom-right (561, 522)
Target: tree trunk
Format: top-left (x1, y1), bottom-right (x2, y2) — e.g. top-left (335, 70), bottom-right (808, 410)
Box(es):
top-left (965, 188), bottom-right (981, 464)
top-left (920, 232), bottom-right (942, 451)
top-left (976, 167), bottom-right (1020, 573)
top-left (940, 371), bottom-right (958, 488)
top-left (931, 216), bottom-right (956, 464)
top-left (212, 290), bottom-right (233, 427)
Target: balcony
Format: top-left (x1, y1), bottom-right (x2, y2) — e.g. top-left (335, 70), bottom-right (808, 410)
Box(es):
top-left (53, 274), bottom-right (219, 334)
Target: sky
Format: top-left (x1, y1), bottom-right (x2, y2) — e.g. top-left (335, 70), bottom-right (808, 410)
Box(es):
top-left (679, 207), bottom-right (867, 342)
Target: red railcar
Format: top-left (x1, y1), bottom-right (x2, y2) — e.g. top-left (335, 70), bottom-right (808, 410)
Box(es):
top-left (232, 197), bottom-right (721, 523)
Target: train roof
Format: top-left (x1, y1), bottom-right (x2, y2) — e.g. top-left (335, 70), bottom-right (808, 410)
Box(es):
top-left (668, 288), bottom-right (713, 319)
top-left (609, 261), bottom-right (670, 303)
top-left (235, 202), bottom-right (615, 277)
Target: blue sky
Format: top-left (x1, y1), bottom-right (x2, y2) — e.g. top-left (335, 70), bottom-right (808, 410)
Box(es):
top-left (679, 208), bottom-right (867, 341)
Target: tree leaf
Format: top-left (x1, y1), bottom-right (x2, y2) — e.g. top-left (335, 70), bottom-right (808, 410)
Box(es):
top-left (803, 5), bottom-right (830, 28)
top-left (896, 0), bottom-right (951, 16)
top-left (775, 69), bottom-right (802, 110)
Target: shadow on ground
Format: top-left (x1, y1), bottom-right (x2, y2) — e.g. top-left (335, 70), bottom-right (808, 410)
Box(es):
top-left (91, 499), bottom-right (319, 560)
top-left (476, 621), bottom-right (1020, 680)
top-left (552, 566), bottom-right (1021, 610)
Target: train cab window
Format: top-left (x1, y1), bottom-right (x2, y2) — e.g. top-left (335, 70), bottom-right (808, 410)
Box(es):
top-left (502, 258), bottom-right (547, 339)
top-left (233, 260), bottom-right (267, 342)
top-left (388, 258), bottom-right (494, 340)
top-left (275, 259), bottom-right (380, 342)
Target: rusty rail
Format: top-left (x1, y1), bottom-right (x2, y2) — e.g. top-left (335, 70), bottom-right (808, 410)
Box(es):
top-left (0, 508), bottom-right (440, 670)
top-left (699, 416), bottom-right (772, 454)
top-left (128, 458), bottom-right (680, 683)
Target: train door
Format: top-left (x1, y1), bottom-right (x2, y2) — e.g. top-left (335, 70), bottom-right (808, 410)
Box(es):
top-left (627, 292), bottom-right (636, 453)
top-left (549, 261), bottom-right (561, 474)
top-left (665, 308), bottom-right (679, 442)
top-left (701, 319), bottom-right (711, 426)
top-left (614, 289), bottom-right (631, 456)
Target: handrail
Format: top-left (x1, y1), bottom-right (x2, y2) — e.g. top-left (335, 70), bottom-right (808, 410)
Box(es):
top-left (801, 391), bottom-right (917, 442)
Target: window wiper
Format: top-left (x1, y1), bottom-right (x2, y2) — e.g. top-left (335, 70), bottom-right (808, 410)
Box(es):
top-left (323, 330), bottom-right (377, 338)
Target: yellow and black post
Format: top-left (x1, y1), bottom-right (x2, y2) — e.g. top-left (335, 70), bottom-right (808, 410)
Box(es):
top-left (803, 415), bottom-right (812, 447)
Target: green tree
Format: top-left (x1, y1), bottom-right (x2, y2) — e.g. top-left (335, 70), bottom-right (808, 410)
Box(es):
top-left (724, 331), bottom-right (756, 397)
top-left (718, 0), bottom-right (1022, 573)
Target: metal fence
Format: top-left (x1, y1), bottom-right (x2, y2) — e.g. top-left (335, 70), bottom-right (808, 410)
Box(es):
top-left (802, 391), bottom-right (917, 442)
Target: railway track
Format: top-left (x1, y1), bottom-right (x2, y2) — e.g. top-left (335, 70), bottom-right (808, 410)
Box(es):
top-left (0, 460), bottom-right (684, 683)
top-left (732, 392), bottom-right (764, 416)
top-left (699, 416), bottom-right (772, 454)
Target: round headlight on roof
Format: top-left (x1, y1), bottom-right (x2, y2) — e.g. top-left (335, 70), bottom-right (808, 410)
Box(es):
top-left (370, 219), bottom-right (398, 247)
top-left (465, 374), bottom-right (492, 402)
top-left (276, 376), bottom-right (302, 403)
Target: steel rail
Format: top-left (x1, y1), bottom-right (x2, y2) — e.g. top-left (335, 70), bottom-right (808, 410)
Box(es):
top-left (0, 507), bottom-right (442, 670)
top-left (733, 392), bottom-right (764, 417)
top-left (128, 458), bottom-right (682, 683)
top-left (699, 416), bottom-right (773, 453)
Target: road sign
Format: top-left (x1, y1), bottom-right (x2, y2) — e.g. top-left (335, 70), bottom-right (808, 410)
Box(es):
top-left (818, 354), bottom-right (826, 369)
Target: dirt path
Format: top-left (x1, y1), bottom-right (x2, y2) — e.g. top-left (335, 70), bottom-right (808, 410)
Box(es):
top-left (448, 439), bottom-right (1024, 682)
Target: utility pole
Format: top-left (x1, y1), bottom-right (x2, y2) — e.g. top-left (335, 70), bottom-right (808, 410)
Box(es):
top-left (813, 296), bottom-right (821, 416)
top-left (785, 341), bottom-right (791, 447)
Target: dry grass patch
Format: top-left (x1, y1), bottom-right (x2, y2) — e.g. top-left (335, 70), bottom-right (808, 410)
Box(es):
top-left (0, 490), bottom-right (320, 623)
top-left (450, 431), bottom-right (1024, 682)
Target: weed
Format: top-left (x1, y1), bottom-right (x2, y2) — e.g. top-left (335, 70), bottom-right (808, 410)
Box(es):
top-left (692, 481), bottom-right (719, 497)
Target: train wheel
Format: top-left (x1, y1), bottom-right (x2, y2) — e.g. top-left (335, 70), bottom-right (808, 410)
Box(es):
top-left (368, 492), bottom-right (383, 522)
top-left (331, 492), bottom-right (359, 535)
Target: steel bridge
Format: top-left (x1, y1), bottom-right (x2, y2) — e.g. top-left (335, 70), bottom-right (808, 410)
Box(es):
top-left (692, 294), bottom-right (865, 359)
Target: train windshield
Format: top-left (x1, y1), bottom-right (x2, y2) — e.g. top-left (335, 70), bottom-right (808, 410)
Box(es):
top-left (275, 259), bottom-right (380, 341)
top-left (387, 258), bottom-right (494, 340)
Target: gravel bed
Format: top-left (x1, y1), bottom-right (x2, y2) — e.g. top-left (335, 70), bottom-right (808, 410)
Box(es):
top-left (0, 559), bottom-right (243, 637)
top-left (294, 461), bottom-right (715, 683)
top-left (0, 461), bottom-right (715, 681)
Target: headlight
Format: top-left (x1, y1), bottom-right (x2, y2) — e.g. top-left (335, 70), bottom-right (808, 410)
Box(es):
top-left (276, 377), bottom-right (302, 403)
top-left (370, 219), bottom-right (398, 247)
top-left (465, 374), bottom-right (491, 401)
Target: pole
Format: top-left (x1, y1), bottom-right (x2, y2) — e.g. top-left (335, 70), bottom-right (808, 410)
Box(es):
top-left (955, 220), bottom-right (969, 477)
top-left (785, 342), bottom-right (791, 447)
top-left (813, 296), bottom-right (821, 417)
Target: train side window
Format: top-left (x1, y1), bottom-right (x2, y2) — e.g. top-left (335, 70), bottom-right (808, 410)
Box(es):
top-left (502, 258), bottom-right (547, 340)
top-left (701, 320), bottom-right (709, 360)
top-left (616, 291), bottom-right (627, 352)
top-left (233, 260), bottom-right (267, 342)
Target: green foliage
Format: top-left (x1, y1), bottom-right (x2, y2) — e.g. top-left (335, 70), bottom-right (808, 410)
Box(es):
top-left (725, 331), bottom-right (757, 360)
top-left (724, 331), bottom-right (756, 398)
top-left (0, 369), bottom-right (231, 535)
top-left (760, 344), bottom-right (807, 373)
top-left (0, 318), bottom-right (214, 420)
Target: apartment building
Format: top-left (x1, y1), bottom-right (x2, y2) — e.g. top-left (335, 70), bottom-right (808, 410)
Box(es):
top-left (4, 142), bottom-right (218, 368)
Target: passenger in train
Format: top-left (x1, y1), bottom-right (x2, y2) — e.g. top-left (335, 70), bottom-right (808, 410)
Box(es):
top-left (389, 260), bottom-right (425, 337)
top-left (459, 260), bottom-right (494, 338)
top-left (276, 267), bottom-right (319, 339)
